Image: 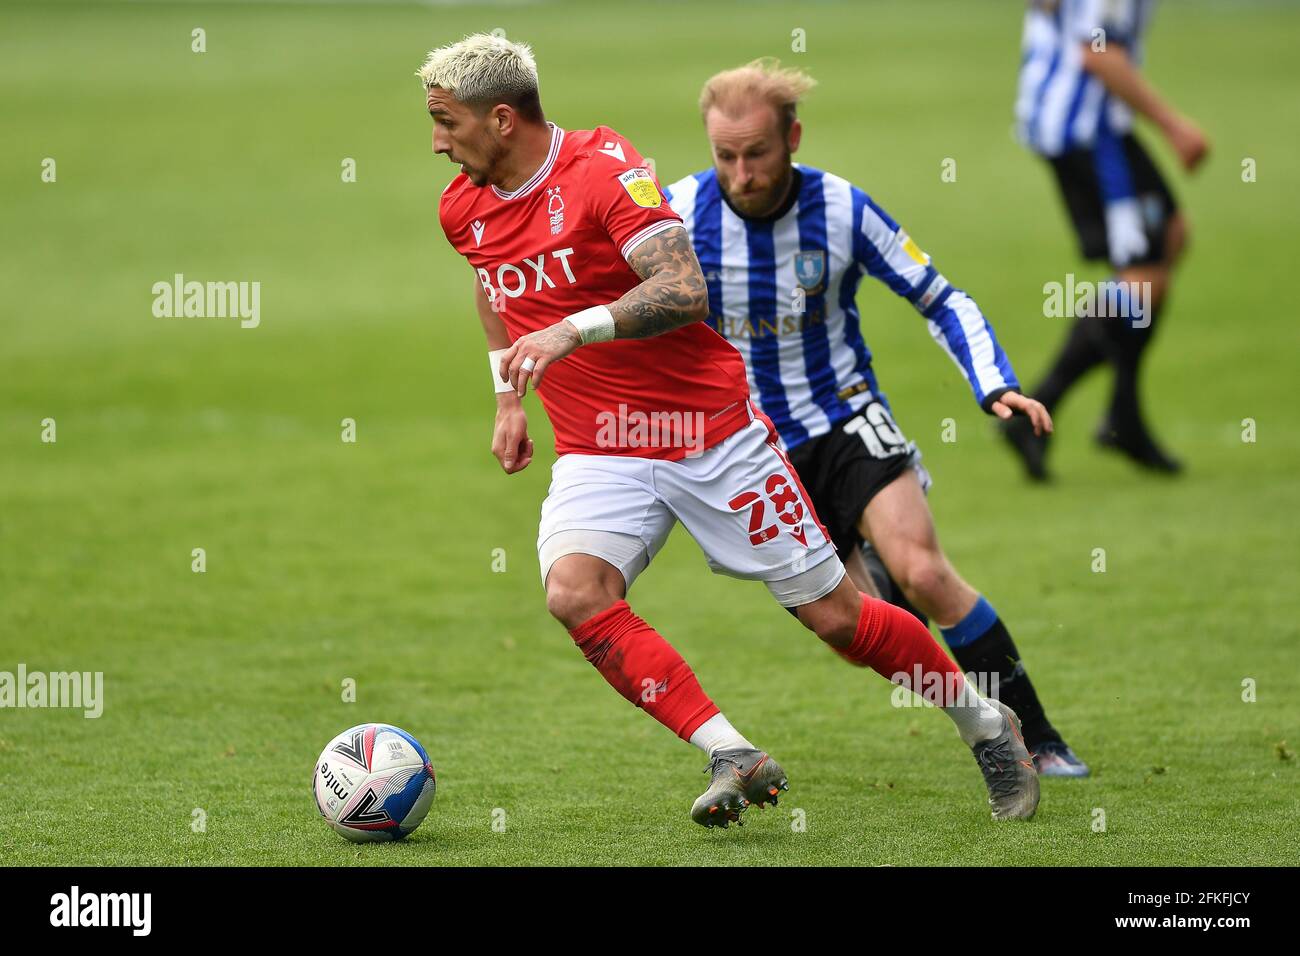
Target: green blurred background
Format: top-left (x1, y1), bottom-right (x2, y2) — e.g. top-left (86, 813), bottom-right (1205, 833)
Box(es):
top-left (1, 0), bottom-right (1297, 864)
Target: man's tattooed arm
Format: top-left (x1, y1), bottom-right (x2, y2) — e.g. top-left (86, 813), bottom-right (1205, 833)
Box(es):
top-left (608, 225), bottom-right (709, 338)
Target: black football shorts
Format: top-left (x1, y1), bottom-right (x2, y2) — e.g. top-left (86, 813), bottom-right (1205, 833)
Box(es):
top-left (1047, 132), bottom-right (1177, 269)
top-left (787, 401), bottom-right (929, 560)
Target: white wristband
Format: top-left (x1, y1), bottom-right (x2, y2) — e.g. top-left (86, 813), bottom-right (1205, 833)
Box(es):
top-left (565, 305), bottom-right (615, 345)
top-left (487, 348), bottom-right (514, 394)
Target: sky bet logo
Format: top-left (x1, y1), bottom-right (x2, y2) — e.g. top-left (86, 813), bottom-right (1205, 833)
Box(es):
top-left (49, 886), bottom-right (151, 936)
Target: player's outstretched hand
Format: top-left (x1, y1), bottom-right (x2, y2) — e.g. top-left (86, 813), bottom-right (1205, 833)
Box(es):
top-left (500, 321), bottom-right (583, 398)
top-left (991, 390), bottom-right (1053, 437)
top-left (492, 396), bottom-right (534, 474)
top-left (1167, 116), bottom-right (1210, 173)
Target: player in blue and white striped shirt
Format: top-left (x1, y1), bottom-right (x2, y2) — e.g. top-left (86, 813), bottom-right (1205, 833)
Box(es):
top-left (667, 60), bottom-right (1088, 776)
top-left (1007, 0), bottom-right (1208, 477)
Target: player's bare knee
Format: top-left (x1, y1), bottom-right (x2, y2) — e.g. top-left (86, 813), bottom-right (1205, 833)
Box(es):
top-left (895, 551), bottom-right (950, 606)
top-left (803, 608), bottom-right (856, 649)
top-left (817, 615), bottom-right (858, 650)
top-left (795, 577), bottom-right (859, 649)
top-left (546, 579), bottom-right (608, 629)
top-left (544, 560), bottom-right (624, 628)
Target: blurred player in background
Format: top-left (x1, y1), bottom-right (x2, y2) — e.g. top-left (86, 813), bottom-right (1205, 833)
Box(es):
top-left (666, 59), bottom-right (1089, 776)
top-left (421, 34), bottom-right (1039, 826)
top-left (1004, 0), bottom-right (1209, 478)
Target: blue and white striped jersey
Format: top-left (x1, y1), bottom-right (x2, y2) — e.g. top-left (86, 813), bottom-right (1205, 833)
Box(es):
top-left (665, 166), bottom-right (1018, 452)
top-left (1016, 0), bottom-right (1155, 157)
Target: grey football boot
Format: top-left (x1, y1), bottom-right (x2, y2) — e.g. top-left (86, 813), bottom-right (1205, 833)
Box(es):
top-left (690, 748), bottom-right (789, 828)
top-left (971, 699), bottom-right (1040, 821)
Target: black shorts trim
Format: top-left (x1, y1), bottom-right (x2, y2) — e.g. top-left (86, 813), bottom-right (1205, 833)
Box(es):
top-left (1047, 132), bottom-right (1177, 268)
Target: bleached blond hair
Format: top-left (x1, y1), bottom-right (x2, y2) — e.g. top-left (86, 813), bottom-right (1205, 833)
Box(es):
top-left (699, 58), bottom-right (817, 134)
top-left (416, 33), bottom-right (542, 119)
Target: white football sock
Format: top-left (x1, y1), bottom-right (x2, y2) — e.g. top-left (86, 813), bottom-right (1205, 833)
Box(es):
top-left (689, 713), bottom-right (754, 756)
top-left (942, 679), bottom-right (1006, 747)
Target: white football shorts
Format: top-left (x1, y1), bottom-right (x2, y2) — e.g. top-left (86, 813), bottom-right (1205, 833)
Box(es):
top-left (536, 416), bottom-right (845, 608)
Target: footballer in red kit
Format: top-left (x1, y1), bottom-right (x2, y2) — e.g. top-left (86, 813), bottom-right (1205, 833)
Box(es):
top-left (439, 123), bottom-right (755, 460)
top-left (419, 33), bottom-right (1040, 827)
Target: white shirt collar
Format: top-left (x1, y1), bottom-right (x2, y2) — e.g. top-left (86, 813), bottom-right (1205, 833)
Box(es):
top-left (490, 123), bottom-right (565, 200)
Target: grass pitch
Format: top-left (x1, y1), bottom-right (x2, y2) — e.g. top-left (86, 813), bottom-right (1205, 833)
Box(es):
top-left (2, 0), bottom-right (1298, 865)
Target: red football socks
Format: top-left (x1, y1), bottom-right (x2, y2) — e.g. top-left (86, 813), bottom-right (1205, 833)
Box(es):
top-left (568, 600), bottom-right (719, 740)
top-left (837, 593), bottom-right (1005, 745)
top-left (836, 592), bottom-right (964, 695)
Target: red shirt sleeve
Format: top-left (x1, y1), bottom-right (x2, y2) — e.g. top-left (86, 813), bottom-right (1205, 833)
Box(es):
top-left (584, 128), bottom-right (683, 263)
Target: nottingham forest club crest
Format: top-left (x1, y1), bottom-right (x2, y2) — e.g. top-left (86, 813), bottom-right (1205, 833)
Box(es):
top-left (794, 250), bottom-right (826, 293)
top-left (546, 186), bottom-right (565, 235)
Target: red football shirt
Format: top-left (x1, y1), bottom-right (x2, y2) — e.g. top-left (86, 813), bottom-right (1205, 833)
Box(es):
top-left (439, 124), bottom-right (753, 460)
